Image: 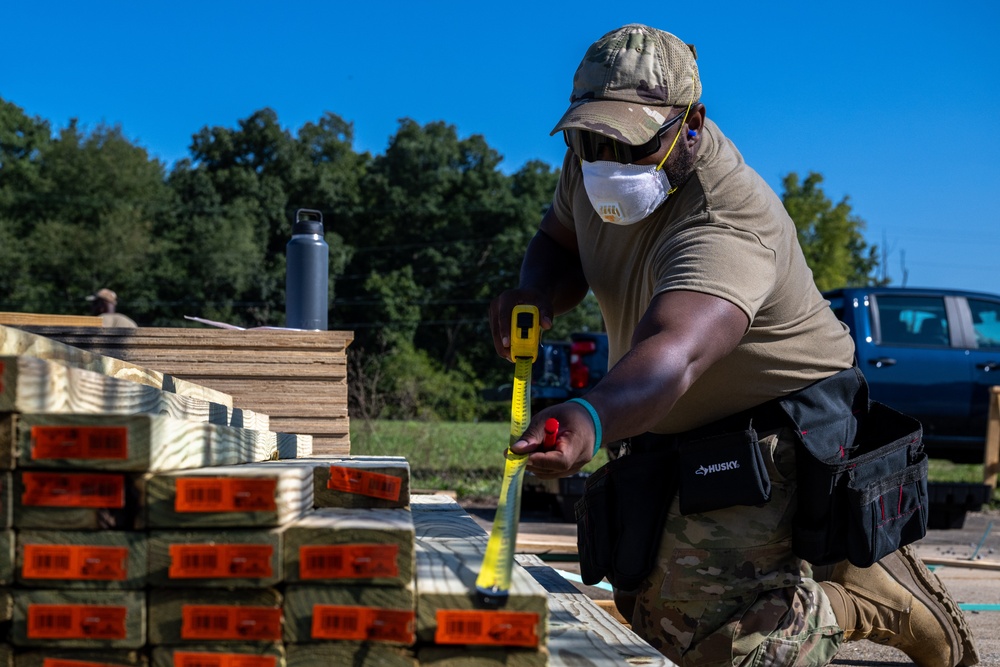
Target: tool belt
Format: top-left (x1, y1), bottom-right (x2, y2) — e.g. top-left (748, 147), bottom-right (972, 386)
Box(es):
top-left (576, 366), bottom-right (929, 590)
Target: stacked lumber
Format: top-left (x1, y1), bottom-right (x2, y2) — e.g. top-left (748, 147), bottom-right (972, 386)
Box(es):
top-left (15, 327), bottom-right (353, 455)
top-left (0, 324), bottom-right (660, 665)
top-left (0, 324), bottom-right (289, 665)
top-left (410, 495), bottom-right (550, 666)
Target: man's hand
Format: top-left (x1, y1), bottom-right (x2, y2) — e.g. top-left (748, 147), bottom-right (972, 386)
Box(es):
top-left (509, 402), bottom-right (597, 479)
top-left (488, 288), bottom-right (553, 362)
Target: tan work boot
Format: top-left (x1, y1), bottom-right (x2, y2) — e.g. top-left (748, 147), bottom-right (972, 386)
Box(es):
top-left (819, 545), bottom-right (979, 666)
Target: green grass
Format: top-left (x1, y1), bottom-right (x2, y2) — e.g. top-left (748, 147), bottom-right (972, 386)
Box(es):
top-left (349, 420), bottom-right (606, 500)
top-left (928, 459), bottom-right (1000, 505)
top-left (350, 420), bottom-right (1000, 506)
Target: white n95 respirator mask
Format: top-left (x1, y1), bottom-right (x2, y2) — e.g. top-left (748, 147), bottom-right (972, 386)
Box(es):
top-left (581, 160), bottom-right (672, 225)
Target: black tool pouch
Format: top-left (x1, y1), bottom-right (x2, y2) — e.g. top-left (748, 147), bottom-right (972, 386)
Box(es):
top-left (783, 366), bottom-right (928, 567)
top-left (677, 428), bottom-right (771, 515)
top-left (575, 445), bottom-right (678, 590)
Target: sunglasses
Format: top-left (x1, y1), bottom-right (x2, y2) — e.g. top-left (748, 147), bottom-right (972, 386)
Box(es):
top-left (563, 110), bottom-right (688, 164)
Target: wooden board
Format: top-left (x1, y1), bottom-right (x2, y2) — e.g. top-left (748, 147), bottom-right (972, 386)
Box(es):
top-left (13, 649), bottom-right (146, 667)
top-left (145, 463), bottom-right (314, 529)
top-left (10, 589), bottom-right (146, 649)
top-left (985, 385), bottom-right (1000, 489)
top-left (150, 644), bottom-right (284, 667)
top-left (20, 327), bottom-right (353, 455)
top-left (16, 413), bottom-right (280, 472)
top-left (0, 530), bottom-right (12, 586)
top-left (269, 456), bottom-right (410, 509)
top-left (416, 646), bottom-right (549, 666)
top-left (515, 554), bottom-right (673, 667)
top-left (147, 527), bottom-right (285, 589)
top-left (282, 507), bottom-right (414, 587)
top-left (278, 432), bottom-right (312, 459)
top-left (410, 493), bottom-right (466, 512)
top-left (286, 642), bottom-right (415, 667)
top-left (0, 314), bottom-right (103, 328)
top-left (0, 472), bottom-right (11, 529)
top-left (12, 471), bottom-right (144, 530)
top-left (414, 537), bottom-right (548, 649)
top-left (282, 582), bottom-right (415, 645)
top-left (147, 587), bottom-right (282, 645)
top-left (15, 530), bottom-right (147, 590)
top-left (0, 414), bottom-right (14, 470)
top-left (0, 324), bottom-right (232, 406)
top-left (0, 356), bottom-right (266, 431)
top-left (412, 509), bottom-right (488, 540)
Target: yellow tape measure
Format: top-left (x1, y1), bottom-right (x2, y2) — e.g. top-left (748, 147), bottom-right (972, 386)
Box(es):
top-left (476, 305), bottom-right (540, 606)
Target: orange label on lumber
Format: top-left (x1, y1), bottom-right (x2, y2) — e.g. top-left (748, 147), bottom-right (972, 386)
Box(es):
top-left (435, 609), bottom-right (539, 647)
top-left (172, 653), bottom-right (278, 667)
top-left (311, 605), bottom-right (415, 643)
top-left (299, 544), bottom-right (399, 579)
top-left (181, 605), bottom-right (282, 641)
top-left (169, 544), bottom-right (273, 579)
top-left (21, 472), bottom-right (126, 508)
top-left (175, 478), bottom-right (277, 513)
top-left (31, 425), bottom-right (129, 460)
top-left (27, 603), bottom-right (128, 640)
top-left (327, 466), bottom-right (401, 501)
top-left (22, 544), bottom-right (129, 580)
top-left (43, 660), bottom-right (128, 667)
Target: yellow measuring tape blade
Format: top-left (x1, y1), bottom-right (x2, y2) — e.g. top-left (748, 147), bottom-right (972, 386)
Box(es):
top-left (475, 354), bottom-right (533, 605)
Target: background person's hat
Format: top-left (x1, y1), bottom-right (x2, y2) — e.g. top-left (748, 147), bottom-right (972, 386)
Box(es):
top-left (86, 288), bottom-right (118, 305)
top-left (550, 24), bottom-right (701, 146)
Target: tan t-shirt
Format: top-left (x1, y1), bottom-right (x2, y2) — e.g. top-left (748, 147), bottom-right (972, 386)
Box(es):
top-left (101, 313), bottom-right (138, 328)
top-left (551, 118), bottom-right (856, 433)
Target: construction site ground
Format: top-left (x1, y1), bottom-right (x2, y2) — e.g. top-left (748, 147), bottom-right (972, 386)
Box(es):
top-left (460, 501), bottom-right (1000, 666)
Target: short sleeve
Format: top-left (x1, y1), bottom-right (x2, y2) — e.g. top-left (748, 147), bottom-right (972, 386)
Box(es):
top-left (551, 149), bottom-right (582, 232)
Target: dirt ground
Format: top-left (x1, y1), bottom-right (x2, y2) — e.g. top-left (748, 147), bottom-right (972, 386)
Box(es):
top-left (461, 503), bottom-right (1000, 666)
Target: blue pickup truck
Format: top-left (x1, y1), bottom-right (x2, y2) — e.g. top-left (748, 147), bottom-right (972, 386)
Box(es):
top-left (498, 287), bottom-right (1000, 461)
top-left (824, 287), bottom-right (1000, 460)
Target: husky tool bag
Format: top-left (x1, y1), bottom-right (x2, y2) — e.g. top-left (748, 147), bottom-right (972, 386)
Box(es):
top-left (575, 444), bottom-right (678, 590)
top-left (783, 367), bottom-right (928, 567)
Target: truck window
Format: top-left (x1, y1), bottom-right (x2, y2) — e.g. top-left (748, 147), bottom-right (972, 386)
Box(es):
top-left (968, 298), bottom-right (1000, 350)
top-left (874, 295), bottom-right (950, 347)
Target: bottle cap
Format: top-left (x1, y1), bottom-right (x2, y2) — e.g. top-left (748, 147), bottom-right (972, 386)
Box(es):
top-left (293, 209), bottom-right (324, 235)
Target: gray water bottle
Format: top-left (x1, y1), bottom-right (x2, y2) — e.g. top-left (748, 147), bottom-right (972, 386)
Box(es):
top-left (285, 208), bottom-right (329, 330)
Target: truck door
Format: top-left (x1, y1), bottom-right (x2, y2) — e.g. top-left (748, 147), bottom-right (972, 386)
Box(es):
top-left (867, 293), bottom-right (971, 442)
top-left (963, 296), bottom-right (1000, 438)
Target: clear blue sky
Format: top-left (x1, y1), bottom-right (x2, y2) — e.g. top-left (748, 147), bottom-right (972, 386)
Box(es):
top-left (4, 1), bottom-right (998, 294)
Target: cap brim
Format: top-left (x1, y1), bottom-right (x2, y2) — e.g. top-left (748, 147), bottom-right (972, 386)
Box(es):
top-left (550, 99), bottom-right (670, 145)
top-left (85, 295), bottom-right (97, 301)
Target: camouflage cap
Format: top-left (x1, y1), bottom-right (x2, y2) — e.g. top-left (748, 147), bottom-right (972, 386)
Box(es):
top-left (550, 24), bottom-right (701, 145)
top-left (85, 288), bottom-right (117, 305)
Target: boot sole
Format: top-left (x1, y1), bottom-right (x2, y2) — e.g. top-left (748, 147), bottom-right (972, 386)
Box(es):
top-left (881, 545), bottom-right (979, 666)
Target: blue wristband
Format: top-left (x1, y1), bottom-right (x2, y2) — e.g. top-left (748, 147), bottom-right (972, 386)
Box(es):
top-left (567, 398), bottom-right (602, 456)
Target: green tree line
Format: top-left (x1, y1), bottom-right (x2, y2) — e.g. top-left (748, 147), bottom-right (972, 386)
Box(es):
top-left (0, 97), bottom-right (882, 421)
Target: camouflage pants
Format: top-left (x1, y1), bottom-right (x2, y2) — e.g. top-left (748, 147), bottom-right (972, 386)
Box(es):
top-left (625, 429), bottom-right (843, 667)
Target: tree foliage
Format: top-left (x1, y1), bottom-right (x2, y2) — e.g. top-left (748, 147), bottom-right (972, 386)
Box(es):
top-left (0, 96), bottom-right (880, 420)
top-left (781, 172), bottom-right (883, 291)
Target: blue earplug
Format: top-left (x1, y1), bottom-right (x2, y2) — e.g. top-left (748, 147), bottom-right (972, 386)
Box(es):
top-left (687, 130), bottom-right (698, 139)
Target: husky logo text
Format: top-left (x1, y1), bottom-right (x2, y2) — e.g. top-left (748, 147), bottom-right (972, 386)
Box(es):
top-left (695, 460), bottom-right (741, 476)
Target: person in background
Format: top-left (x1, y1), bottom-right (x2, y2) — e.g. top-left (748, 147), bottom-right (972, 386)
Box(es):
top-left (489, 23), bottom-right (977, 667)
top-left (86, 287), bottom-right (137, 328)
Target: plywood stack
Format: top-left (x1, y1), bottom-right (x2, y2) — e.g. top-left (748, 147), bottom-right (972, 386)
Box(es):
top-left (16, 327), bottom-right (353, 456)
